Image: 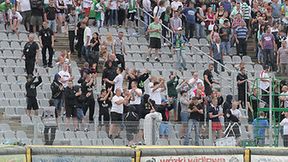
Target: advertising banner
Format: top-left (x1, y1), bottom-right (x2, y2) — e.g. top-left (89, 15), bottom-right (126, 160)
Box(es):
top-left (0, 154), bottom-right (26, 162)
top-left (251, 155), bottom-right (288, 162)
top-left (32, 155), bottom-right (132, 162)
top-left (141, 155), bottom-right (243, 162)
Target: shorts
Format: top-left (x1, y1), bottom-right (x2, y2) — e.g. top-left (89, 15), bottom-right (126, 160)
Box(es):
top-left (110, 112), bottom-right (122, 124)
top-left (149, 37), bottom-right (161, 49)
top-left (30, 15), bottom-right (43, 26)
top-left (180, 112), bottom-right (190, 124)
top-left (212, 122), bottom-right (222, 131)
top-left (66, 105), bottom-right (77, 118)
top-left (159, 122), bottom-right (169, 137)
top-left (98, 111), bottom-right (110, 125)
top-left (27, 97), bottom-right (39, 110)
top-left (21, 11), bottom-right (31, 24)
top-left (127, 12), bottom-right (136, 21)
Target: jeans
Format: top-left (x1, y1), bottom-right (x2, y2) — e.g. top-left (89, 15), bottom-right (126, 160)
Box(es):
top-left (42, 45), bottom-right (54, 66)
top-left (185, 22), bottom-right (195, 39)
top-left (262, 49), bottom-right (275, 69)
top-left (44, 126), bottom-right (56, 145)
top-left (195, 23), bottom-right (206, 39)
top-left (175, 49), bottom-right (186, 70)
top-left (109, 9), bottom-right (118, 25)
top-left (48, 20), bottom-right (56, 33)
top-left (81, 45), bottom-right (90, 61)
top-left (144, 12), bottom-right (151, 31)
top-left (257, 46), bottom-right (263, 63)
top-left (53, 98), bottom-right (63, 118)
top-left (221, 41), bottom-right (230, 55)
top-left (214, 59), bottom-right (224, 74)
top-left (68, 30), bottom-right (75, 53)
top-left (236, 38), bottom-right (247, 56)
top-left (184, 119), bottom-right (200, 146)
top-left (97, 20), bottom-right (104, 28)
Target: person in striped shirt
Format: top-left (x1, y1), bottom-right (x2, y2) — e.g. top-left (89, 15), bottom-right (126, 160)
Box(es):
top-left (235, 21), bottom-right (248, 56)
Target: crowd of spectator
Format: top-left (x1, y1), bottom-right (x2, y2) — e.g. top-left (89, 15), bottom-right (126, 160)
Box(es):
top-left (0, 0), bottom-right (288, 146)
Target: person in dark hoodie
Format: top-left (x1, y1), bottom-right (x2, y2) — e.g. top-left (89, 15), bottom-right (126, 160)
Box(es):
top-left (26, 74), bottom-right (42, 117)
top-left (50, 73), bottom-right (64, 119)
top-left (223, 95), bottom-right (233, 117)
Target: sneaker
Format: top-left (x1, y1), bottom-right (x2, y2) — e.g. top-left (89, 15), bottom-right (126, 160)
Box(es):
top-left (84, 128), bottom-right (89, 132)
top-left (146, 57), bottom-right (149, 62)
top-left (74, 128), bottom-right (79, 132)
top-left (183, 67), bottom-right (187, 71)
top-left (48, 65), bottom-right (53, 68)
top-left (155, 57), bottom-right (160, 62)
top-left (43, 64), bottom-right (47, 68)
top-left (66, 128), bottom-right (70, 131)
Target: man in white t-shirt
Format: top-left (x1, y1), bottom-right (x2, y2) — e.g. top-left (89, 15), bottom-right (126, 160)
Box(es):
top-left (188, 72), bottom-right (204, 96)
top-left (109, 88), bottom-right (127, 139)
top-left (149, 77), bottom-right (166, 105)
top-left (259, 65), bottom-right (270, 105)
top-left (103, 67), bottom-right (124, 93)
top-left (81, 20), bottom-right (92, 61)
top-left (129, 81), bottom-right (143, 114)
top-left (58, 63), bottom-right (73, 87)
top-left (17, 0), bottom-right (31, 31)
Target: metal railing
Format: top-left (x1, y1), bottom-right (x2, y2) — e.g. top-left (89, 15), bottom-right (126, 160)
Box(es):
top-left (136, 6), bottom-right (237, 96)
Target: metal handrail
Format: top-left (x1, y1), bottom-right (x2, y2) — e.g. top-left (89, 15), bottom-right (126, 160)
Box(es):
top-left (137, 7), bottom-right (174, 45)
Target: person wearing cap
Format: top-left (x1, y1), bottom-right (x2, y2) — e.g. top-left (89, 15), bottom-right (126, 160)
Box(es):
top-left (25, 74), bottom-right (42, 117)
top-left (158, 97), bottom-right (174, 139)
top-left (50, 73), bottom-right (64, 119)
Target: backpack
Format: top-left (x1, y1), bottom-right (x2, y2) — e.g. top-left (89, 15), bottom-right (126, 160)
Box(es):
top-left (42, 107), bottom-right (57, 127)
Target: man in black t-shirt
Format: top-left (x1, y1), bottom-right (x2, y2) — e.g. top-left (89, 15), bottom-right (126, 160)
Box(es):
top-left (44, 0), bottom-right (57, 33)
top-left (39, 21), bottom-right (54, 68)
top-left (203, 64), bottom-right (219, 96)
top-left (183, 97), bottom-right (203, 146)
top-left (81, 74), bottom-right (95, 124)
top-left (219, 20), bottom-right (231, 55)
top-left (22, 33), bottom-right (40, 75)
top-left (97, 88), bottom-right (113, 134)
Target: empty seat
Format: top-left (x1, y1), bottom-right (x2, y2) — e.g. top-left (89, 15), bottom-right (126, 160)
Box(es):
top-left (156, 139), bottom-right (169, 145)
top-left (9, 99), bottom-right (19, 107)
top-left (102, 138), bottom-right (113, 145)
top-left (65, 131), bottom-right (76, 139)
top-left (70, 139), bottom-right (81, 146)
top-left (3, 67), bottom-right (14, 74)
top-left (21, 115), bottom-right (33, 126)
top-left (4, 108), bottom-right (16, 117)
top-left (1, 84), bottom-right (10, 91)
top-left (113, 139), bottom-right (124, 146)
top-left (3, 131), bottom-right (16, 139)
top-left (98, 131), bottom-right (108, 138)
top-left (55, 130), bottom-right (65, 139)
top-left (16, 131), bottom-right (27, 139)
top-left (232, 56), bottom-right (242, 64)
top-left (81, 139), bottom-right (92, 146)
top-left (75, 131), bottom-right (87, 139)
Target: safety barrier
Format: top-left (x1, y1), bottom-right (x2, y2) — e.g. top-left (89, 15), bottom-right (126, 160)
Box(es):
top-left (0, 146), bottom-right (26, 161)
top-left (2, 145), bottom-right (288, 162)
